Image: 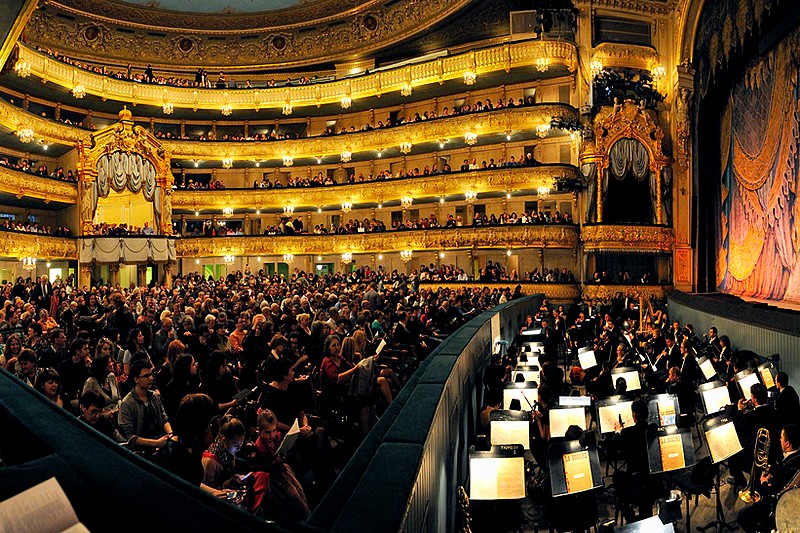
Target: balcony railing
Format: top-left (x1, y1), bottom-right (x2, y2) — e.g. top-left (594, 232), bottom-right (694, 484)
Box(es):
top-left (581, 224), bottom-right (674, 253)
top-left (0, 165), bottom-right (77, 204)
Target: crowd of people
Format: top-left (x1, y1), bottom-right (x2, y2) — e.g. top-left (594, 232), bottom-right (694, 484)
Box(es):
top-left (89, 222), bottom-right (157, 236)
top-left (0, 156), bottom-right (78, 183)
top-left (2, 266), bottom-right (519, 524)
top-left (0, 220), bottom-right (72, 237)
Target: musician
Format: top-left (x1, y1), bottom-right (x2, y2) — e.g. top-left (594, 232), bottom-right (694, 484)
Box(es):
top-left (718, 335), bottom-right (732, 366)
top-left (729, 383), bottom-right (781, 487)
top-left (707, 326), bottom-right (722, 353)
top-left (663, 333), bottom-right (681, 371)
top-left (737, 424), bottom-right (800, 533)
top-left (678, 340), bottom-right (699, 386)
top-left (612, 399), bottom-right (659, 522)
top-left (669, 321), bottom-right (683, 344)
top-left (612, 343), bottom-right (635, 369)
top-left (775, 372), bottom-right (800, 427)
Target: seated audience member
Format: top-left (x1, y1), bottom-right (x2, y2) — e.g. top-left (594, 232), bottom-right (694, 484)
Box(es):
top-left (202, 416), bottom-right (246, 488)
top-left (34, 367), bottom-right (76, 415)
top-left (79, 390), bottom-right (127, 443)
top-left (201, 350), bottom-right (239, 412)
top-left (58, 338), bottom-right (91, 402)
top-left (118, 359), bottom-right (173, 449)
top-left (82, 354), bottom-right (121, 412)
top-left (15, 348), bottom-right (41, 387)
top-left (162, 353), bottom-right (202, 422)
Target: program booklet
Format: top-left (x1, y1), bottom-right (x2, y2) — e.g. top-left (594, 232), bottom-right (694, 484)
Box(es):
top-left (276, 418), bottom-right (301, 455)
top-left (0, 477), bottom-right (89, 533)
top-left (562, 450), bottom-right (593, 494)
top-left (658, 434), bottom-right (686, 471)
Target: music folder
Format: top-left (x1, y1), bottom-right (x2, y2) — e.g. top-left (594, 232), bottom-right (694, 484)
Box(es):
top-left (647, 394), bottom-right (679, 427)
top-left (702, 413), bottom-right (743, 464)
top-left (736, 368), bottom-right (761, 400)
top-left (697, 356), bottom-right (717, 381)
top-left (758, 362), bottom-right (777, 389)
top-left (490, 410), bottom-right (530, 450)
top-left (503, 381), bottom-right (537, 411)
top-left (469, 444), bottom-right (526, 500)
top-left (611, 367), bottom-right (642, 392)
top-left (548, 440), bottom-right (602, 497)
top-left (513, 364), bottom-right (540, 384)
top-left (698, 380), bottom-right (732, 415)
top-left (549, 406), bottom-right (587, 438)
top-left (577, 346), bottom-right (597, 370)
top-left (596, 396), bottom-right (634, 434)
top-left (646, 425), bottom-right (696, 474)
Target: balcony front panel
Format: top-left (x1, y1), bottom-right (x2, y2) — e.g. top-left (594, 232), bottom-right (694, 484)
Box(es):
top-left (0, 165), bottom-right (78, 204)
top-left (421, 281), bottom-right (581, 303)
top-left (582, 283), bottom-right (673, 302)
top-left (176, 224), bottom-right (579, 258)
top-left (581, 224), bottom-right (674, 253)
top-left (172, 165), bottom-right (578, 211)
top-left (0, 232), bottom-right (77, 260)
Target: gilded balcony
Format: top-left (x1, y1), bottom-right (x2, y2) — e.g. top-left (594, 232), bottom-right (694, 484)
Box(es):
top-left (0, 165), bottom-right (78, 205)
top-left (423, 281), bottom-right (581, 304)
top-left (581, 224), bottom-right (674, 253)
top-left (0, 232), bottom-right (77, 260)
top-left (172, 164), bottom-right (578, 211)
top-left (582, 283), bottom-right (673, 302)
top-left (175, 224), bottom-right (579, 258)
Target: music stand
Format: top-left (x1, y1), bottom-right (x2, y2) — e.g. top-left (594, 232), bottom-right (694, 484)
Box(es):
top-left (647, 394), bottom-right (680, 427)
top-left (646, 425), bottom-right (696, 474)
top-left (758, 362), bottom-right (777, 390)
top-left (611, 367), bottom-right (642, 392)
top-left (468, 444), bottom-right (526, 500)
top-left (698, 380), bottom-right (732, 416)
top-left (577, 346), bottom-right (597, 370)
top-left (614, 515), bottom-right (675, 532)
top-left (549, 406), bottom-right (588, 438)
top-left (596, 396), bottom-right (635, 434)
top-left (548, 440), bottom-right (602, 497)
top-left (698, 413), bottom-right (742, 532)
top-left (735, 368), bottom-right (761, 400)
top-left (697, 356), bottom-right (718, 382)
top-left (559, 395), bottom-right (591, 407)
top-left (512, 365), bottom-right (540, 385)
top-left (489, 410), bottom-right (530, 450)
top-left (503, 381), bottom-right (537, 411)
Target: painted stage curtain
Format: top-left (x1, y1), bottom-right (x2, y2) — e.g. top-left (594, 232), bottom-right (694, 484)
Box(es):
top-left (717, 30), bottom-right (800, 303)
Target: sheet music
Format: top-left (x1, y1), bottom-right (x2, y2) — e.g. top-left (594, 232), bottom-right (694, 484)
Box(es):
top-left (490, 420), bottom-right (530, 449)
top-left (705, 422), bottom-right (743, 463)
top-left (659, 434), bottom-right (686, 471)
top-left (738, 373), bottom-right (760, 400)
top-left (549, 407), bottom-right (586, 438)
top-left (760, 367), bottom-right (775, 389)
top-left (702, 385), bottom-right (731, 414)
top-left (615, 370), bottom-right (641, 391)
top-left (598, 402), bottom-right (634, 433)
top-left (657, 400), bottom-right (677, 426)
top-left (0, 477), bottom-right (89, 533)
top-left (276, 418), bottom-right (301, 455)
top-left (578, 350), bottom-right (597, 370)
top-left (562, 450), bottom-right (593, 494)
top-left (469, 457), bottom-right (526, 500)
top-left (699, 358), bottom-right (716, 380)
top-left (503, 387), bottom-right (536, 410)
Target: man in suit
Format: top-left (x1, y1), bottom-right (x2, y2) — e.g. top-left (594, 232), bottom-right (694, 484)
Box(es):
top-left (729, 383), bottom-right (781, 486)
top-left (776, 372), bottom-right (800, 427)
top-left (30, 275), bottom-right (52, 311)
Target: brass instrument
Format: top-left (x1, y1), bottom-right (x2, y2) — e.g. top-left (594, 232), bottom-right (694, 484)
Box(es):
top-left (458, 485), bottom-right (472, 533)
top-left (739, 428), bottom-right (771, 503)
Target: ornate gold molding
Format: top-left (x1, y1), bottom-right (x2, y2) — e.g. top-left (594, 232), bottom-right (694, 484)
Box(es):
top-left (176, 225), bottom-right (579, 257)
top-left (17, 40), bottom-right (577, 110)
top-left (422, 281), bottom-right (581, 303)
top-left (173, 165), bottom-right (578, 211)
top-left (574, 0), bottom-right (674, 16)
top-left (582, 224), bottom-right (674, 252)
top-left (0, 98), bottom-right (89, 147)
top-left (0, 232), bottom-right (76, 260)
top-left (582, 283), bottom-right (673, 302)
top-left (164, 105), bottom-right (577, 160)
top-left (0, 165), bottom-right (77, 204)
top-left (592, 42), bottom-right (659, 72)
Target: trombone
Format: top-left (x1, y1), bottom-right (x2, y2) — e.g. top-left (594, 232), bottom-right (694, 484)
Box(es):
top-left (739, 428), bottom-right (771, 504)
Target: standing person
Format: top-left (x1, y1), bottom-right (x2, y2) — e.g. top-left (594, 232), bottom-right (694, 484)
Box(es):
top-left (118, 359), bottom-right (172, 449)
top-left (30, 275), bottom-right (52, 311)
top-left (776, 372), bottom-right (800, 427)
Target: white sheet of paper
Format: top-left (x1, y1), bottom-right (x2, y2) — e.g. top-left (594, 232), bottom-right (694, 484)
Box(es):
top-left (277, 418), bottom-right (301, 455)
top-left (491, 420), bottom-right (530, 449)
top-left (549, 407), bottom-right (587, 438)
top-left (0, 477), bottom-right (88, 533)
top-left (469, 457), bottom-right (526, 500)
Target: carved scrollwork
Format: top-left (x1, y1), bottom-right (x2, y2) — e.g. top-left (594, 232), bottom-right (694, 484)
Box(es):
top-left (582, 284), bottom-right (673, 302)
top-left (582, 225), bottom-right (674, 252)
top-left (175, 225), bottom-right (579, 257)
top-left (422, 282), bottom-right (581, 303)
top-left (0, 166), bottom-right (77, 204)
top-left (172, 165), bottom-right (578, 210)
top-left (0, 233), bottom-right (77, 260)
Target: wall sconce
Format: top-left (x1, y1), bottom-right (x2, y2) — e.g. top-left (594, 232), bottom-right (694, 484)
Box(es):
top-left (282, 102), bottom-right (293, 115)
top-left (341, 96), bottom-right (352, 109)
top-left (537, 185), bottom-right (551, 199)
top-left (282, 253), bottom-right (294, 262)
top-left (283, 205), bottom-right (294, 216)
top-left (536, 123), bottom-right (551, 138)
top-left (341, 252), bottom-right (353, 264)
top-left (400, 196), bottom-right (413, 209)
top-left (221, 104), bottom-right (233, 116)
top-left (72, 84), bottom-right (86, 99)
top-left (651, 63), bottom-right (667, 82)
top-left (222, 207), bottom-right (234, 217)
top-left (463, 70), bottom-right (477, 85)
top-left (162, 102), bottom-right (174, 115)
top-left (341, 201), bottom-right (352, 213)
top-left (590, 60), bottom-right (603, 77)
top-left (16, 128), bottom-right (34, 143)
top-left (535, 57), bottom-right (550, 73)
top-left (283, 155), bottom-right (293, 167)
top-left (223, 254), bottom-right (235, 264)
top-left (400, 82), bottom-right (413, 97)
top-left (21, 257), bottom-right (36, 271)
top-left (340, 151), bottom-right (352, 163)
top-left (222, 157), bottom-right (233, 168)
top-left (464, 132), bottom-right (478, 145)
top-left (465, 191), bottom-right (477, 203)
top-left (14, 61), bottom-right (31, 78)
top-left (400, 250), bottom-right (413, 263)
top-left (399, 141), bottom-right (413, 154)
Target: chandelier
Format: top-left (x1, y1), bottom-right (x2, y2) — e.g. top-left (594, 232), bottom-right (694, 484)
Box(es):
top-left (651, 63), bottom-right (667, 82)
top-left (464, 132), bottom-right (478, 146)
top-left (223, 255), bottom-right (235, 264)
top-left (16, 128), bottom-right (35, 143)
top-left (340, 151), bottom-right (352, 163)
top-left (222, 157), bottom-right (233, 168)
top-left (400, 250), bottom-right (413, 263)
top-left (536, 123), bottom-right (551, 138)
top-left (463, 70), bottom-right (477, 85)
top-left (400, 82), bottom-right (413, 97)
top-left (282, 253), bottom-right (294, 262)
top-left (283, 205), bottom-right (294, 216)
top-left (221, 104), bottom-right (233, 116)
top-left (341, 252), bottom-right (353, 264)
top-left (590, 60), bottom-right (603, 77)
top-left (162, 102), bottom-right (174, 115)
top-left (399, 141), bottom-right (413, 154)
top-left (464, 191), bottom-right (477, 203)
top-left (535, 57), bottom-right (550, 73)
top-left (537, 185), bottom-right (551, 199)
top-left (283, 155), bottom-right (293, 167)
top-left (282, 102), bottom-right (293, 115)
top-left (21, 257), bottom-right (36, 271)
top-left (72, 84), bottom-right (86, 99)
top-left (341, 201), bottom-right (352, 213)
top-left (14, 61), bottom-right (31, 78)
top-left (222, 207), bottom-right (234, 217)
top-left (400, 196), bottom-right (413, 209)
top-left (341, 96), bottom-right (352, 109)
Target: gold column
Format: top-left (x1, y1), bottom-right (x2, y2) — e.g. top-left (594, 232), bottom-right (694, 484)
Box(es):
top-left (78, 263), bottom-right (92, 289)
top-left (673, 63), bottom-right (696, 291)
top-left (109, 263), bottom-right (120, 286)
top-left (163, 261), bottom-right (173, 289)
top-left (244, 213), bottom-right (250, 236)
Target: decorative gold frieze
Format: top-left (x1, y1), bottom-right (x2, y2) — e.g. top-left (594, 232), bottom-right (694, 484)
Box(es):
top-left (422, 281), bottom-right (581, 303)
top-left (582, 283), bottom-right (673, 302)
top-left (0, 98), bottom-right (89, 146)
top-left (176, 225), bottom-right (579, 258)
top-left (164, 105), bottom-right (577, 160)
top-left (0, 232), bottom-right (76, 260)
top-left (173, 165), bottom-right (578, 211)
top-left (17, 40), bottom-right (577, 111)
top-left (582, 224), bottom-right (674, 252)
top-left (592, 42), bottom-right (659, 72)
top-left (0, 165), bottom-right (77, 204)
top-left (573, 0), bottom-right (674, 16)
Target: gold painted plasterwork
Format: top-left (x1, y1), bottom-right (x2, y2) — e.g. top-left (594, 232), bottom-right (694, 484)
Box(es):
top-left (17, 41), bottom-right (577, 109)
top-left (423, 281), bottom-right (581, 303)
top-left (0, 98), bottom-right (89, 147)
top-left (592, 43), bottom-right (659, 72)
top-left (0, 232), bottom-right (76, 260)
top-left (173, 165), bottom-right (578, 211)
top-left (176, 225), bottom-right (579, 257)
top-left (582, 225), bottom-right (674, 252)
top-left (582, 283), bottom-right (673, 302)
top-left (573, 0), bottom-right (674, 16)
top-left (0, 165), bottom-right (77, 204)
top-left (164, 105), bottom-right (577, 160)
